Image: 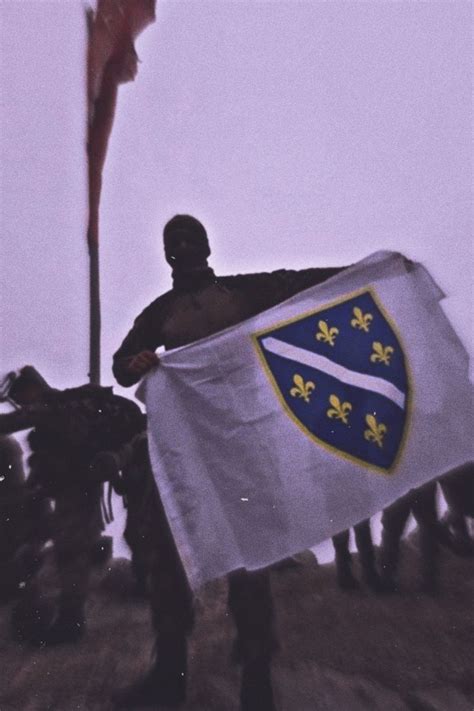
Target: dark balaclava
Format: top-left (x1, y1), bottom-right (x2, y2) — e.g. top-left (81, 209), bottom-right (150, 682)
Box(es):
top-left (163, 215), bottom-right (210, 266)
top-left (163, 215), bottom-right (215, 291)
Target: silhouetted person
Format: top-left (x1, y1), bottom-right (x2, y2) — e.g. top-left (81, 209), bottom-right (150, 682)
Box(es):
top-left (376, 462), bottom-right (474, 594)
top-left (439, 462), bottom-right (474, 556)
top-left (93, 428), bottom-right (195, 707)
top-left (332, 518), bottom-right (384, 592)
top-left (0, 435), bottom-right (27, 602)
top-left (112, 214), bottom-right (347, 710)
top-left (0, 366), bottom-right (143, 644)
top-left (379, 481), bottom-right (447, 594)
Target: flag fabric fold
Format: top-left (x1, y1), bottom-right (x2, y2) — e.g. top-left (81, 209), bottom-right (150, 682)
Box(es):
top-left (142, 251), bottom-right (473, 588)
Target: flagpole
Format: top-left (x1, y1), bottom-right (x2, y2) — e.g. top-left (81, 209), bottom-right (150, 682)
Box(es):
top-left (88, 240), bottom-right (101, 386)
top-left (85, 1), bottom-right (156, 386)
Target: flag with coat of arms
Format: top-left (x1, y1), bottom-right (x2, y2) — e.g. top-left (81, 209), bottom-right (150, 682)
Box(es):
top-left (142, 251), bottom-right (473, 588)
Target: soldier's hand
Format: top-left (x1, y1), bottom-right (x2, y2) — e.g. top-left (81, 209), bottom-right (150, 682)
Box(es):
top-left (127, 350), bottom-right (160, 375)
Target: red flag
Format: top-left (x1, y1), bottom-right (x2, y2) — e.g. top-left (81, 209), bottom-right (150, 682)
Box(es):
top-left (86, 0), bottom-right (156, 247)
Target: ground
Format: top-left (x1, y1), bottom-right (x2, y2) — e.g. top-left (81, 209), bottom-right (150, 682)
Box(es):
top-left (0, 540), bottom-right (473, 711)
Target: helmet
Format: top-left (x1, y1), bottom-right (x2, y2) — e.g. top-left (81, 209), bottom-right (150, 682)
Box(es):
top-left (0, 367), bottom-right (50, 407)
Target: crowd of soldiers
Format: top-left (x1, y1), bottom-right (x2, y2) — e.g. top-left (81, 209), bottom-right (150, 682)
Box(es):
top-left (332, 467), bottom-right (474, 595)
top-left (1, 215), bottom-right (473, 711)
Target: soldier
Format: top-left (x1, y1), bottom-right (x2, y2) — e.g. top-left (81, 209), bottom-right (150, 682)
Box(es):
top-left (0, 434), bottom-right (28, 602)
top-left (0, 366), bottom-right (143, 644)
top-left (375, 462), bottom-right (474, 594)
top-left (439, 462), bottom-right (474, 556)
top-left (378, 480), bottom-right (450, 594)
top-left (112, 214), bottom-right (347, 710)
top-left (93, 428), bottom-right (195, 706)
top-left (332, 518), bottom-right (384, 592)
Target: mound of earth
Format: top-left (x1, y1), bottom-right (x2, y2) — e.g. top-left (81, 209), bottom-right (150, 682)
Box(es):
top-left (0, 543), bottom-right (473, 710)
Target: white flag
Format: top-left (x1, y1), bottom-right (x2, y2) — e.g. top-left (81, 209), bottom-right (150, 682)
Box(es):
top-left (142, 251), bottom-right (473, 588)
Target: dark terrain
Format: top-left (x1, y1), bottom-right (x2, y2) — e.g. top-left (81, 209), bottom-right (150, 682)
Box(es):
top-left (1, 540), bottom-right (473, 711)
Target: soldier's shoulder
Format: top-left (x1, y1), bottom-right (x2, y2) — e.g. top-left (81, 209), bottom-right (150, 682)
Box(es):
top-left (136, 290), bottom-right (175, 323)
top-left (56, 385), bottom-right (143, 421)
top-left (59, 384), bottom-right (106, 399)
top-left (89, 387), bottom-right (144, 418)
top-left (216, 273), bottom-right (272, 288)
top-left (53, 385), bottom-right (116, 410)
top-left (67, 384), bottom-right (136, 405)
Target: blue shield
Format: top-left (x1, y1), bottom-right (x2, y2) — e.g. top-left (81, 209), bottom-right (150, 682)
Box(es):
top-left (253, 290), bottom-right (409, 472)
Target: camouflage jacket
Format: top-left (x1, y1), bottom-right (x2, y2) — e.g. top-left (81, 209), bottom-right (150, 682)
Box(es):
top-left (113, 265), bottom-right (345, 386)
top-left (0, 385), bottom-right (144, 494)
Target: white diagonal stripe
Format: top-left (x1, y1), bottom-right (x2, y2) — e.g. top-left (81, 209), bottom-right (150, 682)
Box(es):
top-left (261, 336), bottom-right (406, 409)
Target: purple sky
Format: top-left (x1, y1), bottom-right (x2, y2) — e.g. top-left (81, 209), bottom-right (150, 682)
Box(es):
top-left (1, 0), bottom-right (472, 390)
top-left (1, 1), bottom-right (472, 557)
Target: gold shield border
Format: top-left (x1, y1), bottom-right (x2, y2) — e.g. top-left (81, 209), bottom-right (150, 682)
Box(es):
top-left (251, 286), bottom-right (412, 475)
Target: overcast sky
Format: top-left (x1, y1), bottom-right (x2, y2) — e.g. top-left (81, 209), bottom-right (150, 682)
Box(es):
top-left (1, 0), bottom-right (472, 389)
top-left (1, 0), bottom-right (472, 556)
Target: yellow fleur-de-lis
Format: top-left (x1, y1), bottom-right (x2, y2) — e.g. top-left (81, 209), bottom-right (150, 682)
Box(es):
top-left (370, 341), bottom-right (394, 366)
top-left (327, 395), bottom-right (352, 424)
top-left (316, 320), bottom-right (339, 346)
top-left (351, 307), bottom-right (373, 333)
top-left (364, 414), bottom-right (387, 448)
top-left (290, 374), bottom-right (315, 403)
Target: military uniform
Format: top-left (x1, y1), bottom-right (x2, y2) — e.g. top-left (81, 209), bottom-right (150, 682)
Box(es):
top-left (379, 481), bottom-right (445, 593)
top-left (332, 518), bottom-right (383, 592)
top-left (440, 462), bottom-right (474, 556)
top-left (356, 463), bottom-right (474, 594)
top-left (113, 262), bottom-right (345, 709)
top-left (0, 435), bottom-right (27, 601)
top-left (0, 380), bottom-right (143, 642)
top-left (108, 429), bottom-right (161, 596)
top-left (113, 267), bottom-right (342, 384)
top-left (93, 429), bottom-right (194, 704)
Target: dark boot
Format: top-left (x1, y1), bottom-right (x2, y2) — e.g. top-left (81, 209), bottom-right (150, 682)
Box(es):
top-left (363, 568), bottom-right (386, 594)
top-left (410, 485), bottom-right (440, 595)
top-left (240, 659), bottom-right (276, 711)
top-left (228, 570), bottom-right (278, 711)
top-left (379, 498), bottom-right (410, 593)
top-left (113, 661), bottom-right (186, 709)
top-left (353, 520), bottom-right (385, 593)
top-left (378, 549), bottom-right (401, 593)
top-left (440, 514), bottom-right (474, 557)
top-left (378, 549), bottom-right (400, 594)
top-left (336, 559), bottom-right (359, 591)
top-left (333, 530), bottom-right (358, 591)
top-left (418, 524), bottom-right (439, 595)
top-left (228, 569), bottom-right (279, 661)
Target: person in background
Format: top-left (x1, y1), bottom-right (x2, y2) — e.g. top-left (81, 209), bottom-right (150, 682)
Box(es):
top-left (0, 366), bottom-right (143, 644)
top-left (332, 518), bottom-right (384, 592)
top-left (0, 434), bottom-right (28, 603)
